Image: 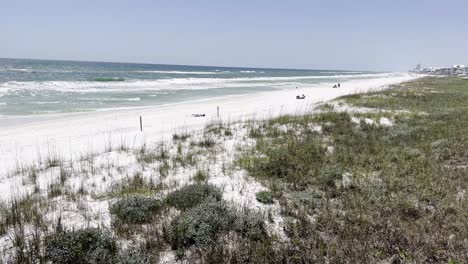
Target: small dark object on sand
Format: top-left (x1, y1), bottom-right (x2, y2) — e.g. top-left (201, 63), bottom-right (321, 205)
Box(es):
top-left (333, 84), bottom-right (337, 88)
top-left (296, 94), bottom-right (306, 99)
top-left (192, 114), bottom-right (206, 117)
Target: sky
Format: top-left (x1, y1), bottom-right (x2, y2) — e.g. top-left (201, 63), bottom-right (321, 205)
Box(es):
top-left (1, 0), bottom-right (467, 71)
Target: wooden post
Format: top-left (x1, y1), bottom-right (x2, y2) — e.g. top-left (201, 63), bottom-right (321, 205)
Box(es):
top-left (140, 116), bottom-right (143, 132)
top-left (217, 106), bottom-right (219, 118)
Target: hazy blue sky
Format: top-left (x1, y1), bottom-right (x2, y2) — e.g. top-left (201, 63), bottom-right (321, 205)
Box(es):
top-left (1, 0), bottom-right (467, 71)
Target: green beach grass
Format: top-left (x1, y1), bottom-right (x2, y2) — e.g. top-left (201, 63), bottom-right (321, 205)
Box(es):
top-left (236, 77), bottom-right (468, 263)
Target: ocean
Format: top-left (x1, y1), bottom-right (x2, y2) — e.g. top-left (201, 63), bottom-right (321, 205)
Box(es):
top-left (0, 58), bottom-right (396, 116)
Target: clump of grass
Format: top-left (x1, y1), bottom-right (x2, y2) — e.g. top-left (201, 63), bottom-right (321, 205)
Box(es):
top-left (110, 196), bottom-right (161, 224)
top-left (106, 172), bottom-right (164, 198)
top-left (193, 169), bottom-right (208, 182)
top-left (320, 103), bottom-right (335, 111)
top-left (191, 137), bottom-right (216, 148)
top-left (45, 157), bottom-right (62, 169)
top-left (158, 160), bottom-right (170, 177)
top-left (316, 166), bottom-right (345, 188)
top-left (248, 127), bottom-right (263, 138)
top-left (165, 183), bottom-right (222, 210)
top-left (173, 151), bottom-right (197, 167)
top-left (255, 191), bottom-right (274, 204)
top-left (117, 143), bottom-right (130, 152)
top-left (205, 124), bottom-right (225, 135)
top-left (241, 136), bottom-right (327, 188)
top-left (173, 132), bottom-right (190, 141)
top-left (59, 167), bottom-right (70, 185)
top-left (26, 166), bottom-right (39, 182)
top-left (224, 129), bottom-right (233, 136)
top-left (47, 183), bottom-right (63, 198)
top-left (136, 145), bottom-right (169, 164)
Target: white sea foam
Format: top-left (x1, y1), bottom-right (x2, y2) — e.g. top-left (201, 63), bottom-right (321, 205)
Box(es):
top-left (240, 70), bottom-right (256, 73)
top-left (134, 70), bottom-right (221, 74)
top-left (8, 68), bottom-right (31, 72)
top-left (32, 101), bottom-right (61, 104)
top-left (0, 73), bottom-right (407, 94)
top-left (100, 97), bottom-right (141, 101)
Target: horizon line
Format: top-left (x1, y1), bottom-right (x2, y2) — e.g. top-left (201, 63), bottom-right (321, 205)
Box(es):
top-left (0, 56), bottom-right (379, 73)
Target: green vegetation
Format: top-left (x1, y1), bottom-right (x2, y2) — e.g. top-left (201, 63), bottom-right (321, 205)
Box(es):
top-left (255, 191), bottom-right (274, 204)
top-left (172, 132), bottom-right (190, 141)
top-left (166, 199), bottom-right (267, 252)
top-left (193, 169), bottom-right (208, 182)
top-left (191, 137), bottom-right (216, 148)
top-left (167, 199), bottom-right (235, 249)
top-left (237, 77), bottom-right (468, 262)
top-left (110, 196), bottom-right (161, 224)
top-left (224, 129), bottom-right (233, 136)
top-left (136, 145), bottom-right (169, 164)
top-left (105, 172), bottom-right (164, 198)
top-left (46, 228), bottom-right (118, 264)
top-left (165, 183), bottom-right (222, 210)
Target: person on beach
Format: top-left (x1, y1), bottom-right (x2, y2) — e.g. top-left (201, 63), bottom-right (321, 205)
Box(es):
top-left (338, 83), bottom-right (341, 88)
top-left (333, 84), bottom-right (337, 88)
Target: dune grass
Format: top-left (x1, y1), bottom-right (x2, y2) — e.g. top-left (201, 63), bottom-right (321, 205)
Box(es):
top-left (237, 77), bottom-right (468, 263)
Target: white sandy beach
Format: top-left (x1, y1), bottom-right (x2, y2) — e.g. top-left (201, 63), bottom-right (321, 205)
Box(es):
top-left (0, 74), bottom-right (418, 179)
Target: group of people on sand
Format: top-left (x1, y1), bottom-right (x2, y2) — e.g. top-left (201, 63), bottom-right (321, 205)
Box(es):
top-left (333, 83), bottom-right (341, 88)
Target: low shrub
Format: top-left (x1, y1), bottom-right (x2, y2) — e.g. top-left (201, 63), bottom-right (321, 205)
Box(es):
top-left (165, 183), bottom-right (222, 210)
top-left (167, 199), bottom-right (236, 249)
top-left (45, 228), bottom-right (118, 264)
top-left (167, 200), bottom-right (268, 251)
top-left (255, 191), bottom-right (274, 204)
top-left (110, 196), bottom-right (161, 224)
top-left (117, 249), bottom-right (150, 264)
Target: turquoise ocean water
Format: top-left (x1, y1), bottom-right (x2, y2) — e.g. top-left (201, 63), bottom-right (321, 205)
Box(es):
top-left (0, 58), bottom-right (392, 116)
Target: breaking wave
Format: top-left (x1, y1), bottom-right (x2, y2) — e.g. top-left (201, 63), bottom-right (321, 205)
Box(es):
top-left (0, 72), bottom-right (405, 95)
top-left (93, 77), bottom-right (126, 82)
top-left (134, 70), bottom-right (222, 74)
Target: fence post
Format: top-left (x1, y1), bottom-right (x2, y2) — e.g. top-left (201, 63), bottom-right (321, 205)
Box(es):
top-left (140, 116), bottom-right (143, 132)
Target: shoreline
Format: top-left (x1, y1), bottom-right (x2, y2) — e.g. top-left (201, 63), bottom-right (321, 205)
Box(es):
top-left (0, 74), bottom-right (419, 177)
